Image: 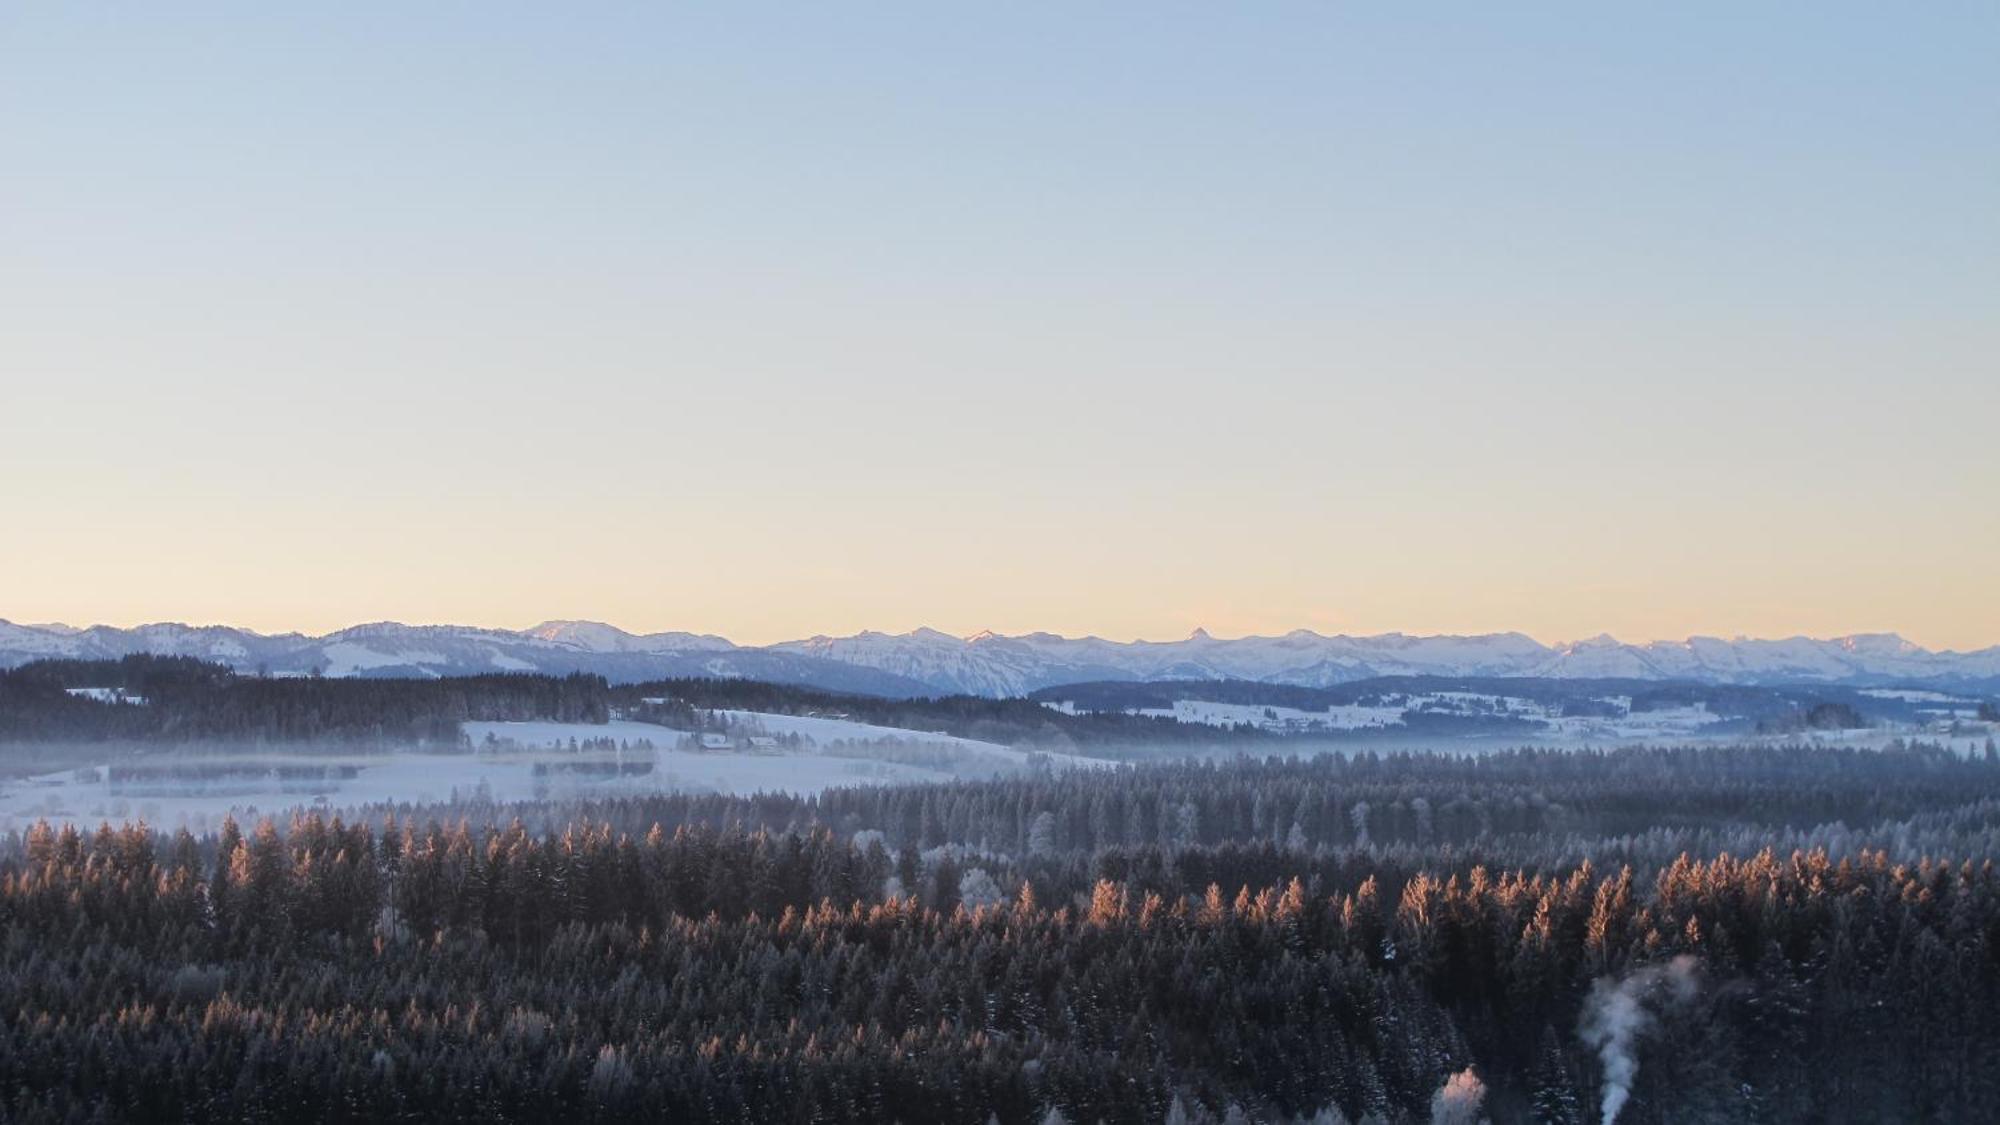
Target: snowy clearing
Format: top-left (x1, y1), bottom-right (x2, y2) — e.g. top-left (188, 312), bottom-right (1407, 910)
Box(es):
top-left (63, 687), bottom-right (146, 705)
top-left (709, 711), bottom-right (1116, 772)
top-left (1134, 700), bottom-right (1408, 732)
top-left (1859, 689), bottom-right (1972, 704)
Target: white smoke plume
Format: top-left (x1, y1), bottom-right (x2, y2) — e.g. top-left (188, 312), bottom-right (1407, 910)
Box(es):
top-left (1429, 1067), bottom-right (1486, 1125)
top-left (1579, 955), bottom-right (1699, 1124)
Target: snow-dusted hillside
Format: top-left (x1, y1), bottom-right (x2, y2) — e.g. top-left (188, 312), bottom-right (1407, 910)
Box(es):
top-left (519, 620), bottom-right (736, 654)
top-left (1060, 692), bottom-right (1736, 743)
top-left (3, 618), bottom-right (1997, 696)
top-left (0, 620), bottom-right (933, 696)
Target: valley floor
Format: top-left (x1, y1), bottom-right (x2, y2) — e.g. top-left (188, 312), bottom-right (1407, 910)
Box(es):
top-left (0, 713), bottom-right (1114, 834)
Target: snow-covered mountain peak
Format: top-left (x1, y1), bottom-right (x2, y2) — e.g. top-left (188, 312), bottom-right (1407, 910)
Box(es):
top-left (325, 621), bottom-right (428, 641)
top-left (522, 619), bottom-right (629, 647)
top-left (1836, 632), bottom-right (1919, 655)
top-left (521, 620), bottom-right (736, 654)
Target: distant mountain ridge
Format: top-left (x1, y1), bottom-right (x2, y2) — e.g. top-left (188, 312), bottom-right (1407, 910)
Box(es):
top-left (3, 618), bottom-right (1998, 696)
top-left (0, 619), bottom-right (933, 697)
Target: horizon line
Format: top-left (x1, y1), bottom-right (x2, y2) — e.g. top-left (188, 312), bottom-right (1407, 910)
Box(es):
top-left (6, 615), bottom-right (1995, 656)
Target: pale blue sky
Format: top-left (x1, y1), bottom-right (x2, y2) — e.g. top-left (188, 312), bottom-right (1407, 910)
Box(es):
top-left (3, 5), bottom-right (1996, 646)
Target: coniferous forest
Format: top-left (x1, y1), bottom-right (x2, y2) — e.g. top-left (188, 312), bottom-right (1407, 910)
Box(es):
top-left (4, 744), bottom-right (2000, 1122)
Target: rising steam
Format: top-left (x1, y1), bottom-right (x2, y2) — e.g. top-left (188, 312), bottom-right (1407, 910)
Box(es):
top-left (1579, 955), bottom-right (1699, 1124)
top-left (1429, 1067), bottom-right (1486, 1125)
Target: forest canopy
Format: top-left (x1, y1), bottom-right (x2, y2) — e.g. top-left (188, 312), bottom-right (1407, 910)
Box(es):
top-left (2, 743), bottom-right (1999, 1122)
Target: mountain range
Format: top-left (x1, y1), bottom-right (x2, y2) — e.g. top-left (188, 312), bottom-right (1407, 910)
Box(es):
top-left (4, 618), bottom-right (1998, 697)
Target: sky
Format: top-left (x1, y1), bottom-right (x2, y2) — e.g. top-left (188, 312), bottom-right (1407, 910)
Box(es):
top-left (2, 4), bottom-right (1996, 650)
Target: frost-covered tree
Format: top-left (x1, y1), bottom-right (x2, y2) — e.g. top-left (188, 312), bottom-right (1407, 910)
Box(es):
top-left (1027, 811), bottom-right (1059, 858)
top-left (958, 866), bottom-right (1005, 910)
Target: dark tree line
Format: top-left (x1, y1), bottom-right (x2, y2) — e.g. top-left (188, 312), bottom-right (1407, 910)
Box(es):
top-left (3, 746), bottom-right (2000, 1121)
top-left (619, 678), bottom-right (1266, 752)
top-left (0, 656), bottom-right (609, 745)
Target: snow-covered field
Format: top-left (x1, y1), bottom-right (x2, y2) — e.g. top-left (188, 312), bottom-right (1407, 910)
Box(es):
top-left (1132, 700), bottom-right (1409, 733)
top-left (63, 686), bottom-right (146, 705)
top-left (1857, 688), bottom-right (1987, 720)
top-left (1539, 701), bottom-right (1731, 740)
top-left (1860, 688), bottom-right (1972, 704)
top-left (709, 711), bottom-right (1115, 772)
top-left (0, 713), bottom-right (1110, 834)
